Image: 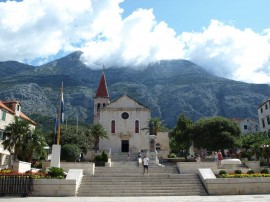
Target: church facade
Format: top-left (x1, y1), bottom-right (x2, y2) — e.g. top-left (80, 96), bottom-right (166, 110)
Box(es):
top-left (93, 70), bottom-right (150, 153)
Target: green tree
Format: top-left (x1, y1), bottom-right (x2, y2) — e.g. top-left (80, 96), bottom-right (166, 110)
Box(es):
top-left (3, 117), bottom-right (32, 161)
top-left (89, 123), bottom-right (108, 153)
top-left (169, 114), bottom-right (193, 161)
top-left (192, 116), bottom-right (241, 152)
top-left (61, 144), bottom-right (81, 162)
top-left (143, 117), bottom-right (168, 135)
top-left (235, 132), bottom-right (269, 160)
top-left (18, 129), bottom-right (47, 162)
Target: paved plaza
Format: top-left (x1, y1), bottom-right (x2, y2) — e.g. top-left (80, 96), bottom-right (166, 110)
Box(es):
top-left (1, 195), bottom-right (270, 202)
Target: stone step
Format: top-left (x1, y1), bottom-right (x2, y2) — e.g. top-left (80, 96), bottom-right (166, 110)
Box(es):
top-left (78, 191), bottom-right (206, 197)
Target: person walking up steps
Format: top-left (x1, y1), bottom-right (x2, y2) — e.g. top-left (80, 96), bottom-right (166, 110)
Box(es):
top-left (143, 155), bottom-right (149, 174)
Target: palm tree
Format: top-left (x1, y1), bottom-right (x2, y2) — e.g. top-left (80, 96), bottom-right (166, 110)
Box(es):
top-left (89, 123), bottom-right (108, 153)
top-left (143, 117), bottom-right (168, 135)
top-left (19, 129), bottom-right (47, 162)
top-left (3, 117), bottom-right (31, 161)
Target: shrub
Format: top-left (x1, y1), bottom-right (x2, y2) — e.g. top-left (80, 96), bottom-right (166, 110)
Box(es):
top-left (61, 144), bottom-right (81, 162)
top-left (234, 169), bottom-right (242, 174)
top-left (261, 169), bottom-right (269, 174)
top-left (247, 170), bottom-right (255, 174)
top-left (94, 151), bottom-right (108, 162)
top-left (219, 170), bottom-right (227, 175)
top-left (168, 153), bottom-right (176, 158)
top-left (101, 151), bottom-right (108, 162)
top-left (47, 167), bottom-right (65, 179)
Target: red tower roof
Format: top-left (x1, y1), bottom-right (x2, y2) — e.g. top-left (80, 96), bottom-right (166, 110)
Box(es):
top-left (95, 71), bottom-right (109, 97)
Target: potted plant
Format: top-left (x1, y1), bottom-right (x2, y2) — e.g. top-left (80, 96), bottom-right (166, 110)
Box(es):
top-left (94, 151), bottom-right (108, 166)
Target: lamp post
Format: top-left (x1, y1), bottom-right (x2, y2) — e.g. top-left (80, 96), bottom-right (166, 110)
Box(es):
top-left (263, 144), bottom-right (270, 167)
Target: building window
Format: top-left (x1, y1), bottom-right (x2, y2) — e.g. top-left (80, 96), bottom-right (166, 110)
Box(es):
top-left (261, 108), bottom-right (263, 113)
top-left (266, 104), bottom-right (268, 110)
top-left (121, 112), bottom-right (129, 120)
top-left (262, 119), bottom-right (265, 128)
top-left (244, 125), bottom-right (247, 130)
top-left (97, 103), bottom-right (100, 113)
top-left (267, 116), bottom-right (270, 125)
top-left (1, 111), bottom-right (6, 121)
top-left (111, 120), bottom-right (115, 133)
top-left (0, 130), bottom-right (6, 140)
top-left (135, 120), bottom-right (139, 133)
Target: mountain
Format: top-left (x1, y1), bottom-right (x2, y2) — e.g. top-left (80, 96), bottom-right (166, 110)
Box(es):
top-left (0, 51), bottom-right (269, 130)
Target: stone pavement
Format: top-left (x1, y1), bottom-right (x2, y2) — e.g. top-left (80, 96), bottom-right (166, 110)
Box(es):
top-left (1, 195), bottom-right (270, 202)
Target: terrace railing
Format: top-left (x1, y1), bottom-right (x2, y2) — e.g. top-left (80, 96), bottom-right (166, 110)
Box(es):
top-left (0, 174), bottom-right (33, 197)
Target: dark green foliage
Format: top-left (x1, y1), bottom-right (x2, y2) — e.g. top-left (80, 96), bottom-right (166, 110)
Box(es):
top-left (61, 144), bottom-right (81, 162)
top-left (261, 169), bottom-right (269, 174)
top-left (192, 116), bottom-right (241, 151)
top-left (234, 170), bottom-right (242, 174)
top-left (89, 124), bottom-right (108, 153)
top-left (219, 170), bottom-right (227, 175)
top-left (247, 170), bottom-right (255, 174)
top-left (48, 167), bottom-right (65, 179)
top-left (168, 153), bottom-right (176, 158)
top-left (169, 114), bottom-right (192, 161)
top-left (94, 151), bottom-right (108, 162)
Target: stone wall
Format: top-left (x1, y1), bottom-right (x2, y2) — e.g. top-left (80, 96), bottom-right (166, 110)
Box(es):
top-left (199, 168), bottom-right (270, 195)
top-left (32, 169), bottom-right (83, 196)
top-left (177, 162), bottom-right (217, 174)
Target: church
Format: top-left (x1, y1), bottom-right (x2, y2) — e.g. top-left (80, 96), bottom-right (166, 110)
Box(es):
top-left (93, 70), bottom-right (151, 153)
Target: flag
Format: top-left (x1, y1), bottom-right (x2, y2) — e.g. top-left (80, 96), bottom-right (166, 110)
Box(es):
top-left (61, 91), bottom-right (64, 123)
top-left (54, 117), bottom-right (58, 133)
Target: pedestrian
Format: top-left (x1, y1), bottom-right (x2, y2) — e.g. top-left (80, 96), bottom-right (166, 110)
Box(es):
top-left (143, 155), bottom-right (149, 174)
top-left (127, 152), bottom-right (130, 161)
top-left (217, 150), bottom-right (223, 166)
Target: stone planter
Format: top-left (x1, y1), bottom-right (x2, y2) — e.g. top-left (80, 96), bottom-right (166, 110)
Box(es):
top-left (245, 161), bottom-right (260, 173)
top-left (199, 168), bottom-right (270, 195)
top-left (94, 161), bottom-right (105, 167)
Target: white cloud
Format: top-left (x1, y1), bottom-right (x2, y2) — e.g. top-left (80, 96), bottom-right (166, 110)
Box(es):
top-left (182, 20), bottom-right (270, 83)
top-left (0, 1), bottom-right (270, 83)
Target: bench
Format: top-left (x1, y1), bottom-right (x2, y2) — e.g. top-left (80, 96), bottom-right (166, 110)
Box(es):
top-left (221, 159), bottom-right (241, 169)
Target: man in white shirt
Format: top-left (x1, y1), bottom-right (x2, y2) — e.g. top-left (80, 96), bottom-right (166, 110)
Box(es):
top-left (143, 155), bottom-right (149, 174)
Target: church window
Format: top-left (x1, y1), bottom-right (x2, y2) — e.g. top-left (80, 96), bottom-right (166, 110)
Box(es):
top-left (97, 103), bottom-right (100, 112)
top-left (135, 120), bottom-right (139, 133)
top-left (121, 112), bottom-right (129, 120)
top-left (111, 120), bottom-right (115, 133)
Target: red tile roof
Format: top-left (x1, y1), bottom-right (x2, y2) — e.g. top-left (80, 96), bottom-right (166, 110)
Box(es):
top-left (95, 71), bottom-right (109, 97)
top-left (0, 100), bottom-right (36, 125)
top-left (0, 101), bottom-right (15, 114)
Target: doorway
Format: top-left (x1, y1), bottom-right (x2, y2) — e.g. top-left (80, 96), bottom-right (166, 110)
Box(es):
top-left (121, 140), bottom-right (129, 152)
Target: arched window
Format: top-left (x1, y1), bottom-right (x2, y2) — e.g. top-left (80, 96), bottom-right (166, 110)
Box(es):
top-left (97, 103), bottom-right (101, 113)
top-left (111, 120), bottom-right (115, 133)
top-left (135, 120), bottom-right (139, 133)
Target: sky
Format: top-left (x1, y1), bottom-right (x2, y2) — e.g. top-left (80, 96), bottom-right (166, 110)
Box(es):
top-left (0, 0), bottom-right (270, 84)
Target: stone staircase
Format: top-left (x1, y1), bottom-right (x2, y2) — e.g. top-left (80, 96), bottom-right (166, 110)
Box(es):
top-left (77, 153), bottom-right (207, 196)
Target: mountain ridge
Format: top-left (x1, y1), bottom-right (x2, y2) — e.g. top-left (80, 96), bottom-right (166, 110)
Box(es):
top-left (0, 51), bottom-right (269, 130)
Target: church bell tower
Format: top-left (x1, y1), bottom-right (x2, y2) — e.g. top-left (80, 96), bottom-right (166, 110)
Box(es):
top-left (93, 69), bottom-right (110, 123)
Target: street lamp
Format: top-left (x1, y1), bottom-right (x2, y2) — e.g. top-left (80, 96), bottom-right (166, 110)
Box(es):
top-left (263, 145), bottom-right (270, 167)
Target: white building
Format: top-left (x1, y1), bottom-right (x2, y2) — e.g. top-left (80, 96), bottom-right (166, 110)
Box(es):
top-left (258, 99), bottom-right (270, 134)
top-left (232, 118), bottom-right (259, 134)
top-left (93, 70), bottom-right (169, 155)
top-left (0, 101), bottom-right (36, 167)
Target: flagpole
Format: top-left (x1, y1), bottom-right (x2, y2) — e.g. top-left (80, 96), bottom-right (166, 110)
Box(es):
top-left (57, 82), bottom-right (63, 145)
